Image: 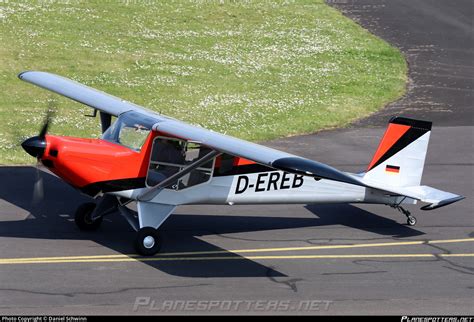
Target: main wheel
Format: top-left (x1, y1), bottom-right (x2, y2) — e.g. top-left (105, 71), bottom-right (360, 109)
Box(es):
top-left (135, 227), bottom-right (161, 256)
top-left (74, 202), bottom-right (103, 231)
top-left (407, 215), bottom-right (417, 226)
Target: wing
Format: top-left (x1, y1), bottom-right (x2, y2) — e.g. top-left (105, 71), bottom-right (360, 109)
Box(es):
top-left (153, 116), bottom-right (365, 187)
top-left (18, 71), bottom-right (149, 117)
top-left (18, 70), bottom-right (366, 187)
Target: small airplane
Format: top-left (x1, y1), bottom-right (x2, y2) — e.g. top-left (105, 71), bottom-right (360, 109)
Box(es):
top-left (18, 71), bottom-right (464, 256)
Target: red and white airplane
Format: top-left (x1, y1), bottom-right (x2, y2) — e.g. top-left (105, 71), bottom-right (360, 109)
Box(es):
top-left (19, 71), bottom-right (464, 256)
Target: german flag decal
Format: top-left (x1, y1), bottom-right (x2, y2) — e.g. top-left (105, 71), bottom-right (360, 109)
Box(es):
top-left (385, 165), bottom-right (400, 174)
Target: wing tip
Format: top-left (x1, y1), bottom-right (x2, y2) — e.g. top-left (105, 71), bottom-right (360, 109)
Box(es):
top-left (18, 70), bottom-right (49, 81)
top-left (18, 70), bottom-right (32, 80)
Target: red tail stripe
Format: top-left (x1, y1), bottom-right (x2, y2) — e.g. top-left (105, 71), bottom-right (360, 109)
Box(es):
top-left (367, 123), bottom-right (410, 171)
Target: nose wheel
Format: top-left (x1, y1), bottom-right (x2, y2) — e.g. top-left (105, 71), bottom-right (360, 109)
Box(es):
top-left (74, 202), bottom-right (103, 231)
top-left (135, 227), bottom-right (162, 256)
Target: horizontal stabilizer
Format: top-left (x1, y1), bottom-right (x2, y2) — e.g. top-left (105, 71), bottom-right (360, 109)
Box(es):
top-left (365, 182), bottom-right (465, 211)
top-left (420, 195), bottom-right (465, 210)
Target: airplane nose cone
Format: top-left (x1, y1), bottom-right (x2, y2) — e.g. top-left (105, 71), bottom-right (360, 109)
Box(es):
top-left (21, 136), bottom-right (46, 158)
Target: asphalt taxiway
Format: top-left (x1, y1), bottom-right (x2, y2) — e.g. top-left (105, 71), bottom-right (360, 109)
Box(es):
top-left (0, 0), bottom-right (472, 315)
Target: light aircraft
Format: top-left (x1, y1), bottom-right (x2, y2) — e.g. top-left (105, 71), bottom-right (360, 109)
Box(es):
top-left (18, 71), bottom-right (464, 256)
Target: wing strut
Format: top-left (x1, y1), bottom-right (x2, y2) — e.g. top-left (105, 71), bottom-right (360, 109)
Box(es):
top-left (138, 149), bottom-right (221, 202)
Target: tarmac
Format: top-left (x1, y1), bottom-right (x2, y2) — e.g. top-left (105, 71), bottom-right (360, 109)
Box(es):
top-left (0, 0), bottom-right (472, 315)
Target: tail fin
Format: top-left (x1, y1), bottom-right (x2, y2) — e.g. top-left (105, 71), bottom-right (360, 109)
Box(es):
top-left (363, 117), bottom-right (432, 187)
top-left (361, 116), bottom-right (464, 210)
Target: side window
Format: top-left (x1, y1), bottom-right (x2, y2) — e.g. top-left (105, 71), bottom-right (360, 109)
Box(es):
top-left (146, 137), bottom-right (214, 190)
top-left (217, 154), bottom-right (236, 175)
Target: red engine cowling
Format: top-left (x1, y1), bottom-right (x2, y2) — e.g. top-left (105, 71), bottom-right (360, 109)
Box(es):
top-left (38, 133), bottom-right (156, 196)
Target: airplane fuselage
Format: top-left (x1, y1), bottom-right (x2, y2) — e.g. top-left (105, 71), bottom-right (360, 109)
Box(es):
top-left (112, 169), bottom-right (403, 207)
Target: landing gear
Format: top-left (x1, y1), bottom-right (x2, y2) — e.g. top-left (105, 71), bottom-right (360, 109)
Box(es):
top-left (118, 201), bottom-right (176, 256)
top-left (391, 204), bottom-right (417, 226)
top-left (135, 227), bottom-right (162, 256)
top-left (407, 215), bottom-right (417, 226)
top-left (74, 195), bottom-right (118, 231)
top-left (74, 202), bottom-right (103, 231)
top-left (75, 196), bottom-right (175, 256)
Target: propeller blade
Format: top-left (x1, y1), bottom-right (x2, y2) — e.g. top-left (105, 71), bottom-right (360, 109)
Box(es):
top-left (32, 161), bottom-right (44, 206)
top-left (38, 108), bottom-right (55, 140)
top-left (27, 101), bottom-right (56, 207)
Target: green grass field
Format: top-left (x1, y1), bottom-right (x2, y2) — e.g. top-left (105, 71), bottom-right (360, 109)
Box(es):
top-left (0, 0), bottom-right (406, 165)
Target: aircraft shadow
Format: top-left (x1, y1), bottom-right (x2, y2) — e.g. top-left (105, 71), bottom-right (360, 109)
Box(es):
top-left (0, 167), bottom-right (423, 278)
top-left (305, 204), bottom-right (425, 238)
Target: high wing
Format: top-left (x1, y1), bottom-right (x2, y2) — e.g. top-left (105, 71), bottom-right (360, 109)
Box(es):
top-left (19, 70), bottom-right (365, 187)
top-left (19, 71), bottom-right (149, 117)
top-left (152, 118), bottom-right (365, 187)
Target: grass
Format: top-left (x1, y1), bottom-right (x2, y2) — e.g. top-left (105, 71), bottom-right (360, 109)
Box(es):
top-left (0, 0), bottom-right (406, 165)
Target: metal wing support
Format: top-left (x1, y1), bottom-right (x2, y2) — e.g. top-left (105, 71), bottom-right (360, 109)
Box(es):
top-left (138, 149), bottom-right (221, 202)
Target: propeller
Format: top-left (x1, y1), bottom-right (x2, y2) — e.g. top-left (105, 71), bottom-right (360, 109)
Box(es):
top-left (21, 108), bottom-right (55, 158)
top-left (21, 104), bottom-right (56, 207)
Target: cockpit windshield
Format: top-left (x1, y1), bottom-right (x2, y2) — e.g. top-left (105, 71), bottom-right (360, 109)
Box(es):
top-left (102, 111), bottom-right (156, 151)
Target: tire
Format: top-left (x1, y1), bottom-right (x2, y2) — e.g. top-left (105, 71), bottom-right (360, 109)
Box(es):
top-left (74, 202), bottom-right (102, 231)
top-left (407, 216), bottom-right (417, 226)
top-left (135, 227), bottom-right (161, 256)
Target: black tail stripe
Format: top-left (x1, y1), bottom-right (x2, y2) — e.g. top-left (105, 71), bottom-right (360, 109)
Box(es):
top-left (390, 116), bottom-right (432, 131)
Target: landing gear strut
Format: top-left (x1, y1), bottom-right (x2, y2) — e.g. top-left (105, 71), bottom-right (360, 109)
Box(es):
top-left (74, 195), bottom-right (118, 231)
top-left (118, 201), bottom-right (176, 256)
top-left (74, 202), bottom-right (103, 231)
top-left (74, 196), bottom-right (175, 256)
top-left (391, 204), bottom-right (417, 226)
